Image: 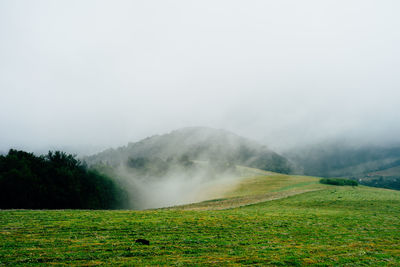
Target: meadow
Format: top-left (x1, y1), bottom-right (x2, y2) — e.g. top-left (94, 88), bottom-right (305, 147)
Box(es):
top-left (1, 172), bottom-right (400, 266)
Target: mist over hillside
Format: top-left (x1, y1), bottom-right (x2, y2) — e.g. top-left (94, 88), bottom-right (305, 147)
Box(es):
top-left (285, 140), bottom-right (400, 190)
top-left (83, 127), bottom-right (292, 209)
top-left (85, 127), bottom-right (292, 174)
top-left (83, 127), bottom-right (400, 208)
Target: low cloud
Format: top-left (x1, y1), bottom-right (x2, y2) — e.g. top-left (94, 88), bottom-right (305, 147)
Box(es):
top-left (0, 1), bottom-right (399, 153)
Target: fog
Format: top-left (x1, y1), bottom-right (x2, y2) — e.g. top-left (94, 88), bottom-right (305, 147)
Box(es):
top-left (1, 0), bottom-right (400, 154)
top-left (112, 162), bottom-right (243, 209)
top-left (81, 126), bottom-right (286, 209)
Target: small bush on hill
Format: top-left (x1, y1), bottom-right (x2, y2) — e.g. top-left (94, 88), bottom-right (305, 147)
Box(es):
top-left (320, 178), bottom-right (358, 186)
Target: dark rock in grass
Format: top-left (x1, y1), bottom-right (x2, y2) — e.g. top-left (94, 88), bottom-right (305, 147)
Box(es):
top-left (135, 238), bottom-right (150, 245)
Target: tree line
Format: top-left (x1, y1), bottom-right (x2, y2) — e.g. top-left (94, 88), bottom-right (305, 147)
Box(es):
top-left (0, 149), bottom-right (127, 209)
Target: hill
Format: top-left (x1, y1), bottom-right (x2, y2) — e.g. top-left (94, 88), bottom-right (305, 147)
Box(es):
top-left (1, 171), bottom-right (399, 265)
top-left (285, 141), bottom-right (400, 190)
top-left (172, 168), bottom-right (327, 210)
top-left (360, 166), bottom-right (400, 190)
top-left (84, 127), bottom-right (292, 174)
top-left (82, 127), bottom-right (294, 209)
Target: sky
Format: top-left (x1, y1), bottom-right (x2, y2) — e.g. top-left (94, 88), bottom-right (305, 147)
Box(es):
top-left (1, 0), bottom-right (400, 154)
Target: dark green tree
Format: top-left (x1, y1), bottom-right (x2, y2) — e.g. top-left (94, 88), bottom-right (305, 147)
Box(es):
top-left (0, 149), bottom-right (127, 209)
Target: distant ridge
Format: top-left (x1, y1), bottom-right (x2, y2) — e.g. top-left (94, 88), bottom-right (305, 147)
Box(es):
top-left (84, 127), bottom-right (292, 174)
top-left (285, 141), bottom-right (400, 190)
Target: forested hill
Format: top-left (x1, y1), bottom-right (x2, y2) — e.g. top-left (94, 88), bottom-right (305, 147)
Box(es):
top-left (84, 127), bottom-right (292, 174)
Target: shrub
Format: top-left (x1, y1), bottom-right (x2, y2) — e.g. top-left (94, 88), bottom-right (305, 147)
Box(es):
top-left (320, 178), bottom-right (358, 186)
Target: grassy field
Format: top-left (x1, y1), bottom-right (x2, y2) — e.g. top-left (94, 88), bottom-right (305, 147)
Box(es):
top-left (177, 170), bottom-right (328, 210)
top-left (1, 172), bottom-right (400, 266)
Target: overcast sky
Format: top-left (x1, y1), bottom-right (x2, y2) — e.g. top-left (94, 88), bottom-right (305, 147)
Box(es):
top-left (1, 0), bottom-right (400, 154)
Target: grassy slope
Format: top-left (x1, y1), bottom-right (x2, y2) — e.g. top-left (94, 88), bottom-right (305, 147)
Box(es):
top-left (1, 173), bottom-right (400, 266)
top-left (177, 168), bottom-right (328, 210)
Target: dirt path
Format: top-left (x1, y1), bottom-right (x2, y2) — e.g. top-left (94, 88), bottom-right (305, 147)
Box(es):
top-left (169, 189), bottom-right (321, 210)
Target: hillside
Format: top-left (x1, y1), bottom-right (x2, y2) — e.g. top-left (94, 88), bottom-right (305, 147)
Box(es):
top-left (172, 168), bottom-right (327, 210)
top-left (360, 166), bottom-right (400, 190)
top-left (82, 128), bottom-right (294, 210)
top-left (84, 127), bottom-right (292, 174)
top-left (371, 165), bottom-right (400, 176)
top-left (1, 172), bottom-right (399, 265)
top-left (285, 141), bottom-right (400, 190)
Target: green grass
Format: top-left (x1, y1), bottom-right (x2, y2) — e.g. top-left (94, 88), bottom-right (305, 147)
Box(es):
top-left (179, 171), bottom-right (329, 210)
top-left (224, 171), bottom-right (326, 197)
top-left (1, 173), bottom-right (400, 266)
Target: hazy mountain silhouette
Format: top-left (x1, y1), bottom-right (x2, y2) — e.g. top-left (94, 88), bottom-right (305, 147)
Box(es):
top-left (84, 127), bottom-right (292, 174)
top-left (285, 141), bottom-right (400, 190)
